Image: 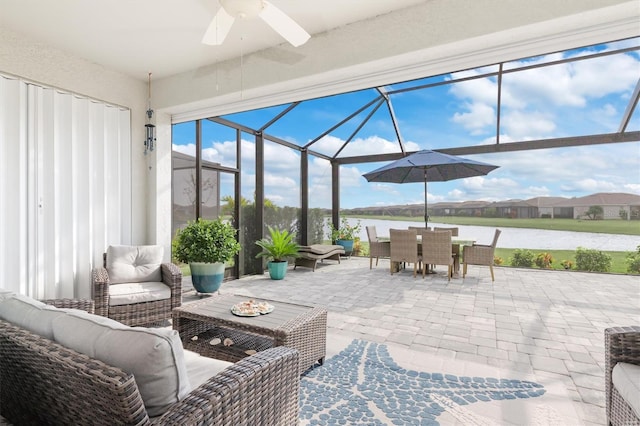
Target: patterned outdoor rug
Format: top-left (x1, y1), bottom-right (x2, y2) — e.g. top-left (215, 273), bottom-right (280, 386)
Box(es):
top-left (299, 337), bottom-right (579, 425)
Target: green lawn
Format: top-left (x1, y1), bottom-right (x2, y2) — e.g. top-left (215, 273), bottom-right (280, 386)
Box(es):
top-left (350, 215), bottom-right (640, 236)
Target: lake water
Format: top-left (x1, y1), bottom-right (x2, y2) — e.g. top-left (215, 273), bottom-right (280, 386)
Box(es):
top-left (343, 218), bottom-right (640, 251)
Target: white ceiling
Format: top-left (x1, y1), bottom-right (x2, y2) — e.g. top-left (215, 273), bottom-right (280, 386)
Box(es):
top-left (0, 0), bottom-right (427, 80)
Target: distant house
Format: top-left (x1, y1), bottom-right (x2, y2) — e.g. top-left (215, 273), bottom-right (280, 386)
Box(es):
top-left (527, 197), bottom-right (571, 218)
top-left (430, 200), bottom-right (490, 217)
top-left (552, 193), bottom-right (640, 220)
top-left (346, 192), bottom-right (640, 221)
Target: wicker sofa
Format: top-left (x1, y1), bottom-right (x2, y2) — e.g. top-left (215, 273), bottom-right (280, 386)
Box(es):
top-left (605, 326), bottom-right (640, 426)
top-left (0, 294), bottom-right (300, 425)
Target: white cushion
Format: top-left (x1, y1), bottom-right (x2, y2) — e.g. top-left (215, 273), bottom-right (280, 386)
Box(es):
top-left (183, 349), bottom-right (233, 390)
top-left (0, 288), bottom-right (15, 301)
top-left (106, 245), bottom-right (163, 284)
top-left (108, 282), bottom-right (171, 306)
top-left (0, 294), bottom-right (66, 340)
top-left (52, 310), bottom-right (190, 417)
top-left (612, 362), bottom-right (640, 419)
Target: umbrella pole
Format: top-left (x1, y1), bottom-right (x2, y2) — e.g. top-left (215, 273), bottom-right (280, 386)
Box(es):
top-left (424, 171), bottom-right (428, 228)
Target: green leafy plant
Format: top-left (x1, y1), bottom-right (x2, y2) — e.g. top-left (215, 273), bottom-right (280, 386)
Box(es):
top-left (575, 247), bottom-right (611, 272)
top-left (326, 217), bottom-right (362, 242)
top-left (255, 227), bottom-right (301, 262)
top-left (510, 249), bottom-right (534, 268)
top-left (626, 245), bottom-right (640, 274)
top-left (173, 218), bottom-right (241, 264)
top-left (534, 252), bottom-right (554, 269)
top-left (560, 259), bottom-right (574, 270)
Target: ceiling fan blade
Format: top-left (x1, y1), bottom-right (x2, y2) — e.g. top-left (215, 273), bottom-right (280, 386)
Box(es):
top-left (259, 1), bottom-right (310, 47)
top-left (202, 6), bottom-right (235, 45)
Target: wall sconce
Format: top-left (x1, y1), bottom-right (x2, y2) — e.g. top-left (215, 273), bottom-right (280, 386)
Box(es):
top-left (144, 72), bottom-right (156, 155)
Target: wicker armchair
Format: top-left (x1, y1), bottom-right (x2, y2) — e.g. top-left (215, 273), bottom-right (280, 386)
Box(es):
top-left (92, 245), bottom-right (182, 326)
top-left (605, 326), bottom-right (640, 426)
top-left (421, 230), bottom-right (454, 281)
top-left (434, 227), bottom-right (460, 272)
top-left (463, 229), bottom-right (501, 281)
top-left (366, 225), bottom-right (390, 269)
top-left (390, 228), bottom-right (421, 278)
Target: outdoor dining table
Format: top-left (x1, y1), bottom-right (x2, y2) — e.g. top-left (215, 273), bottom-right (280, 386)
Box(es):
top-left (378, 235), bottom-right (476, 275)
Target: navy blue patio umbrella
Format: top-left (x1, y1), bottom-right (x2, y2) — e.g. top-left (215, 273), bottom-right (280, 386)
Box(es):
top-left (363, 150), bottom-right (499, 227)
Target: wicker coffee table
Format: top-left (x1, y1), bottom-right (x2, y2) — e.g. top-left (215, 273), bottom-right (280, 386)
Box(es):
top-left (172, 293), bottom-right (327, 374)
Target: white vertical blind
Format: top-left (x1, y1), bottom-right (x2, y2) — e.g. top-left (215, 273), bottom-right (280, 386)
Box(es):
top-left (0, 74), bottom-right (132, 299)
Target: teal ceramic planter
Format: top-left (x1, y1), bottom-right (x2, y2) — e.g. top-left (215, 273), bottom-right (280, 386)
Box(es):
top-left (189, 262), bottom-right (225, 293)
top-left (267, 261), bottom-right (288, 280)
top-left (336, 239), bottom-right (354, 255)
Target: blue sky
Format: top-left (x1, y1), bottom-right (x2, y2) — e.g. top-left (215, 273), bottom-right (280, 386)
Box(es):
top-left (173, 38), bottom-right (640, 209)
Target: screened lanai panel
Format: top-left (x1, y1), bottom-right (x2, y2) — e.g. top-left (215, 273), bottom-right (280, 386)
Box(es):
top-left (239, 133), bottom-right (259, 275)
top-left (202, 119), bottom-right (237, 168)
top-left (308, 155), bottom-right (331, 244)
top-left (389, 73), bottom-right (501, 149)
top-left (333, 103), bottom-right (401, 158)
top-left (0, 74), bottom-right (131, 299)
top-left (222, 104), bottom-right (291, 130)
top-left (263, 139), bottom-right (300, 235)
top-left (499, 50), bottom-right (640, 141)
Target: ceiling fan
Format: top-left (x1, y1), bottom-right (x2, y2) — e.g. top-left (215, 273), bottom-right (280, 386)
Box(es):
top-left (202, 0), bottom-right (310, 47)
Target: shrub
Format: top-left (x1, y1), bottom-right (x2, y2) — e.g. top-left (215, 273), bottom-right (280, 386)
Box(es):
top-left (560, 259), bottom-right (574, 270)
top-left (626, 245), bottom-right (640, 274)
top-left (534, 252), bottom-right (553, 269)
top-left (510, 249), bottom-right (534, 268)
top-left (575, 247), bottom-right (612, 272)
top-left (585, 205), bottom-right (603, 220)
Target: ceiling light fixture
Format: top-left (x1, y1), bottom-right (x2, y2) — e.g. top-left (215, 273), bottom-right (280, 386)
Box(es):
top-left (202, 0), bottom-right (310, 47)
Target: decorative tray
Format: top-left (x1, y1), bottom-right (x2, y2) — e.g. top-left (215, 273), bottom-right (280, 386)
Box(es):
top-left (231, 299), bottom-right (275, 317)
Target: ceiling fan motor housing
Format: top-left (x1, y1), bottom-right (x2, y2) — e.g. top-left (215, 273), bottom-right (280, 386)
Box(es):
top-left (220, 0), bottom-right (264, 19)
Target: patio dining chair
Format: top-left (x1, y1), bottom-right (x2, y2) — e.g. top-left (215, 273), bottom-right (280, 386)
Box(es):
top-left (434, 227), bottom-right (460, 272)
top-left (390, 228), bottom-right (421, 278)
top-left (421, 230), bottom-right (454, 281)
top-left (407, 226), bottom-right (431, 255)
top-left (366, 225), bottom-right (390, 269)
top-left (463, 229), bottom-right (502, 281)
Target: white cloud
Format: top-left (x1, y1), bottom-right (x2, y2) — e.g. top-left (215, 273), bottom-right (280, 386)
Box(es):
top-left (451, 102), bottom-right (495, 134)
top-left (340, 165), bottom-right (365, 187)
top-left (623, 183), bottom-right (640, 194)
top-left (172, 143), bottom-right (195, 156)
top-left (264, 173), bottom-right (296, 187)
top-left (459, 176), bottom-right (519, 201)
top-left (447, 188), bottom-right (466, 200)
top-left (501, 110), bottom-right (556, 139)
top-left (447, 48), bottom-right (640, 139)
top-left (561, 178), bottom-right (619, 193)
top-left (314, 135), bottom-right (421, 157)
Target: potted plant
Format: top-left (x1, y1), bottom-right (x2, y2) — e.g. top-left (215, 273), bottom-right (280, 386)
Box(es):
top-left (255, 226), bottom-right (300, 280)
top-left (173, 218), bottom-right (241, 293)
top-left (326, 217), bottom-right (361, 256)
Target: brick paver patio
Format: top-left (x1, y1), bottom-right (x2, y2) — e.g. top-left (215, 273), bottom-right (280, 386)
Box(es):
top-left (184, 257), bottom-right (639, 425)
